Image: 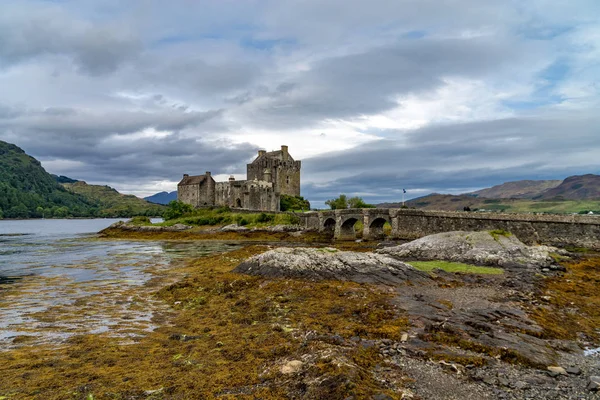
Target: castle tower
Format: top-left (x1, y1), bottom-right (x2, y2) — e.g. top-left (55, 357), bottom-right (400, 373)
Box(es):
top-left (246, 145), bottom-right (301, 197)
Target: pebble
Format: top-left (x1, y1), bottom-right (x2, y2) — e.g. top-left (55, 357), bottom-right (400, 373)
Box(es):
top-left (547, 366), bottom-right (567, 376)
top-left (588, 376), bottom-right (600, 392)
top-left (566, 366), bottom-right (581, 375)
top-left (280, 360), bottom-right (303, 374)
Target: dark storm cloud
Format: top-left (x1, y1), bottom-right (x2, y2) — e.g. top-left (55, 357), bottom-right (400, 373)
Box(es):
top-left (39, 135), bottom-right (260, 183)
top-left (0, 5), bottom-right (140, 75)
top-left (302, 110), bottom-right (600, 204)
top-left (0, 102), bottom-right (240, 184)
top-left (141, 57), bottom-right (263, 96)
top-left (0, 106), bottom-right (222, 140)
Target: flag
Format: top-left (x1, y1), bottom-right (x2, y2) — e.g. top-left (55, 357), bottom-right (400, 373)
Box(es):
top-left (403, 189), bottom-right (406, 194)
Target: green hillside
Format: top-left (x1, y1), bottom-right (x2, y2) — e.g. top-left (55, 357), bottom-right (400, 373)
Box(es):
top-left (0, 140), bottom-right (163, 219)
top-left (63, 181), bottom-right (164, 217)
top-left (0, 140), bottom-right (98, 218)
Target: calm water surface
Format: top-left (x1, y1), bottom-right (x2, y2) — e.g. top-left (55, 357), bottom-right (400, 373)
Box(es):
top-left (0, 219), bottom-right (239, 348)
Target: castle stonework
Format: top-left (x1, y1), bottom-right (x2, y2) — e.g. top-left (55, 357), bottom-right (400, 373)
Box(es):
top-left (177, 145), bottom-right (301, 212)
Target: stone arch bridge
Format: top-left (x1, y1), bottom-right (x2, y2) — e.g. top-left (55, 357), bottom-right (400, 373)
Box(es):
top-left (296, 208), bottom-right (600, 249)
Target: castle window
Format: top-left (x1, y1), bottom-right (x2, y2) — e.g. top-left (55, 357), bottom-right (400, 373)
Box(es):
top-left (286, 176), bottom-right (290, 184)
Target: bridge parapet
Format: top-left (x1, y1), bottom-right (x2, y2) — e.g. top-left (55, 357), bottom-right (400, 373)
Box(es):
top-left (297, 208), bottom-right (600, 248)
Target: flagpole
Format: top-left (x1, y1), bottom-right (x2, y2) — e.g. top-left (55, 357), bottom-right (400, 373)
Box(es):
top-left (402, 190), bottom-right (405, 207)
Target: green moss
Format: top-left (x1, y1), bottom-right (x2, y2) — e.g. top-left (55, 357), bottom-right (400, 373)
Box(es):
top-left (489, 229), bottom-right (512, 241)
top-left (410, 261), bottom-right (504, 275)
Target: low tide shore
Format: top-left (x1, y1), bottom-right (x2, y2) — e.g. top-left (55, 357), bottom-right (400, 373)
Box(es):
top-left (1, 225), bottom-right (599, 399)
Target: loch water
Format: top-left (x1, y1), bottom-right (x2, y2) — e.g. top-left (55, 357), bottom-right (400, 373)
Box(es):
top-left (0, 219), bottom-right (239, 349)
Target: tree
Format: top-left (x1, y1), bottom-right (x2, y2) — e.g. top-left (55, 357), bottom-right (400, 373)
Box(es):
top-left (280, 195), bottom-right (311, 211)
top-left (347, 196), bottom-right (376, 209)
top-left (163, 200), bottom-right (194, 220)
top-left (325, 194), bottom-right (348, 210)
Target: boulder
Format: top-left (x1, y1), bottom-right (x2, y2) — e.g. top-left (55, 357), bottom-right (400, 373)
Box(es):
top-left (220, 224), bottom-right (250, 232)
top-left (261, 224), bottom-right (304, 232)
top-left (588, 376), bottom-right (600, 392)
top-left (377, 231), bottom-right (559, 270)
top-left (105, 222), bottom-right (192, 232)
top-left (233, 247), bottom-right (430, 284)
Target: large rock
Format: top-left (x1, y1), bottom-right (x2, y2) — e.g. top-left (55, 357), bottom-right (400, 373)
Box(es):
top-left (377, 231), bottom-right (559, 269)
top-left (234, 247), bottom-right (429, 284)
top-left (105, 221), bottom-right (192, 232)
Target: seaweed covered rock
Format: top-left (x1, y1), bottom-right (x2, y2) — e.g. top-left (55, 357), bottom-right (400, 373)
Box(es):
top-left (377, 231), bottom-right (561, 270)
top-left (234, 247), bottom-right (429, 284)
top-left (102, 221), bottom-right (191, 232)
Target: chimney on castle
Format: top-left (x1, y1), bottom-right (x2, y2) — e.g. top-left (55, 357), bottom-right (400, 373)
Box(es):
top-left (205, 171), bottom-right (211, 177)
top-left (258, 150), bottom-right (266, 157)
top-left (281, 145), bottom-right (289, 161)
top-left (263, 168), bottom-right (272, 183)
top-left (183, 174), bottom-right (189, 177)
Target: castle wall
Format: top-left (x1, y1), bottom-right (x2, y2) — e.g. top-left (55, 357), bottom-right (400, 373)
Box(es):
top-left (178, 184), bottom-right (200, 207)
top-left (215, 180), bottom-right (280, 212)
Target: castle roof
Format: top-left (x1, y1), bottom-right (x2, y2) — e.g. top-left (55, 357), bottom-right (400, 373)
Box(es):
top-left (178, 175), bottom-right (206, 186)
top-left (253, 150), bottom-right (294, 163)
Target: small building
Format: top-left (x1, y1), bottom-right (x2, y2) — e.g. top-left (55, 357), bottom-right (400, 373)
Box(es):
top-left (177, 145), bottom-right (301, 212)
top-left (177, 172), bottom-right (215, 207)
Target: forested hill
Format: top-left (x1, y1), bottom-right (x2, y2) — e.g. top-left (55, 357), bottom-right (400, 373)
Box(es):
top-left (0, 140), bottom-right (97, 218)
top-left (0, 140), bottom-right (162, 218)
top-left (63, 181), bottom-right (164, 217)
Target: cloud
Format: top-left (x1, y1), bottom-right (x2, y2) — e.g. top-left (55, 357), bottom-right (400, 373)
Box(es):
top-left (0, 3), bottom-right (140, 75)
top-left (0, 0), bottom-right (598, 200)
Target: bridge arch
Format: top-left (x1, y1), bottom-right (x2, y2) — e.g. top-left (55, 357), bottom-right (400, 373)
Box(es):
top-left (366, 217), bottom-right (389, 240)
top-left (338, 216), bottom-right (359, 240)
top-left (322, 217), bottom-right (336, 234)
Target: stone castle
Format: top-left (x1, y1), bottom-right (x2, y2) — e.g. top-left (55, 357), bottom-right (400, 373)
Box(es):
top-left (177, 145), bottom-right (301, 212)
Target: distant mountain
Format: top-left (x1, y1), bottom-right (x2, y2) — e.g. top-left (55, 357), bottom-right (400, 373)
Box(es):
top-left (376, 174), bottom-right (600, 214)
top-left (469, 180), bottom-right (561, 199)
top-left (0, 140), bottom-right (95, 218)
top-left (145, 191), bottom-right (177, 205)
top-left (63, 181), bottom-right (164, 217)
top-left (52, 174), bottom-right (79, 184)
top-left (537, 174), bottom-right (600, 200)
top-left (379, 194), bottom-right (479, 211)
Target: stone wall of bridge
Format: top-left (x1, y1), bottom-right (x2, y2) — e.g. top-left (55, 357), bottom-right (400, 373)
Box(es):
top-left (298, 209), bottom-right (600, 249)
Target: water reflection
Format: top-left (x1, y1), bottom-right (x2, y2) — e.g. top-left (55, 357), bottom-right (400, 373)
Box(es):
top-left (0, 219), bottom-right (238, 349)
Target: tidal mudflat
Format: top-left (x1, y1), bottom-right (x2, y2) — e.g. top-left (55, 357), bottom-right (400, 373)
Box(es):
top-left (0, 219), bottom-right (240, 349)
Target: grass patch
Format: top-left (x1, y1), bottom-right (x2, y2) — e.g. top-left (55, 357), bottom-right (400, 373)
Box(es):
top-left (410, 261), bottom-right (504, 275)
top-left (159, 207), bottom-right (301, 228)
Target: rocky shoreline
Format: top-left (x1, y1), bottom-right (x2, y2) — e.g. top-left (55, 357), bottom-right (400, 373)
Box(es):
top-left (3, 223), bottom-right (596, 399)
top-left (227, 234), bottom-right (600, 399)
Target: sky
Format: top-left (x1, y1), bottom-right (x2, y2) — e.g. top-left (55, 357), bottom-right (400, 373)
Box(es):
top-left (0, 0), bottom-right (599, 208)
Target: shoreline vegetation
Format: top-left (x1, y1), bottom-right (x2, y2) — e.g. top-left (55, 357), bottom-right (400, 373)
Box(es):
top-left (1, 212), bottom-right (599, 399)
